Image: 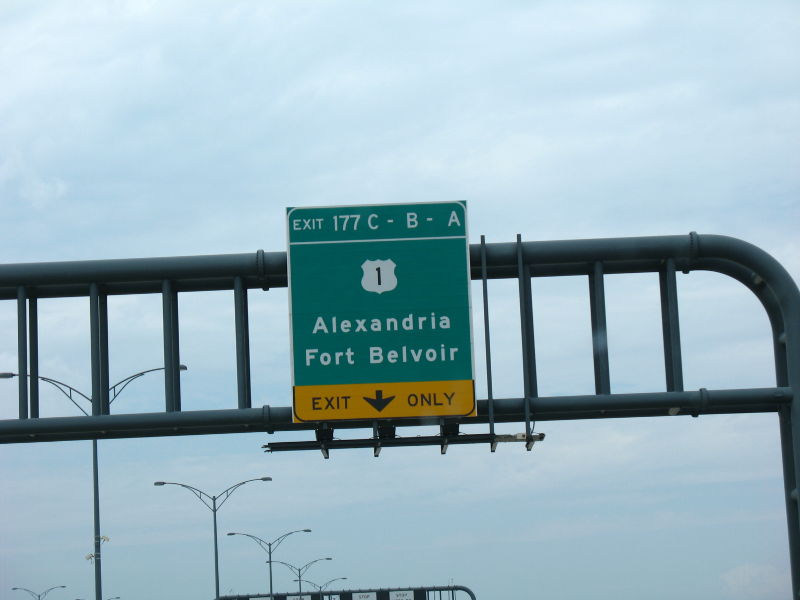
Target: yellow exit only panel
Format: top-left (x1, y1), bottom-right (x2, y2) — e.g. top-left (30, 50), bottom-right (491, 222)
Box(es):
top-left (293, 380), bottom-right (475, 422)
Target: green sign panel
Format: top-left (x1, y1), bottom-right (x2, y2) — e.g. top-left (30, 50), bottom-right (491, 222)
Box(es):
top-left (287, 201), bottom-right (475, 422)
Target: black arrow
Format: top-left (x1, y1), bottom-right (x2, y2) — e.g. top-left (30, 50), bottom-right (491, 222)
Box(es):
top-left (363, 389), bottom-right (395, 412)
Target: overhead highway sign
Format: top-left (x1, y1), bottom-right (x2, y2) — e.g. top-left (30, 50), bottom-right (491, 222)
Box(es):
top-left (287, 202), bottom-right (475, 422)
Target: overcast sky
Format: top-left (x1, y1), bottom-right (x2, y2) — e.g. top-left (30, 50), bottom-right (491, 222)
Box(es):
top-left (1, 1), bottom-right (799, 599)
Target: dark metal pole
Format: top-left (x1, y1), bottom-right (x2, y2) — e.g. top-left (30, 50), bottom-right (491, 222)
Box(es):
top-left (213, 496), bottom-right (220, 600)
top-left (16, 287), bottom-right (28, 419)
top-left (28, 297), bottom-right (39, 418)
top-left (480, 236), bottom-right (496, 451)
top-left (170, 289), bottom-right (181, 410)
top-left (89, 284), bottom-right (101, 417)
top-left (780, 406), bottom-right (800, 592)
top-left (89, 285), bottom-right (104, 600)
top-left (98, 293), bottom-right (109, 415)
top-left (268, 544), bottom-right (273, 599)
top-left (589, 261), bottom-right (611, 395)
top-left (162, 281), bottom-right (176, 412)
top-left (694, 234), bottom-right (800, 597)
top-left (234, 276), bottom-right (252, 409)
top-left (659, 258), bottom-right (684, 392)
top-left (92, 439), bottom-right (102, 600)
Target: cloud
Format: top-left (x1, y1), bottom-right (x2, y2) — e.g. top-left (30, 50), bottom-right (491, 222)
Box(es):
top-left (0, 152), bottom-right (68, 210)
top-left (722, 563), bottom-right (787, 599)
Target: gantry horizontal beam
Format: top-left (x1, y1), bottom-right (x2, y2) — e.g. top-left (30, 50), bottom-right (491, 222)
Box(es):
top-left (0, 387), bottom-right (789, 444)
top-left (0, 233), bottom-right (754, 299)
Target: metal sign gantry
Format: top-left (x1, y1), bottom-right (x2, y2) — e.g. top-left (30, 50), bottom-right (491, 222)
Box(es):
top-left (0, 232), bottom-right (798, 594)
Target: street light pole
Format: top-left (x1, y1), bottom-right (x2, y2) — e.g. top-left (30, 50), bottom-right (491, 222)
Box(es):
top-left (272, 558), bottom-right (332, 596)
top-left (11, 586), bottom-right (66, 600)
top-left (154, 477), bottom-right (272, 599)
top-left (2, 366), bottom-right (186, 600)
top-left (226, 528), bottom-right (311, 598)
top-left (91, 438), bottom-right (101, 599)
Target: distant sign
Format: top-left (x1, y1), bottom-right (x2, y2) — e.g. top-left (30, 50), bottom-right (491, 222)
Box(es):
top-left (389, 592), bottom-right (414, 600)
top-left (287, 202), bottom-right (475, 422)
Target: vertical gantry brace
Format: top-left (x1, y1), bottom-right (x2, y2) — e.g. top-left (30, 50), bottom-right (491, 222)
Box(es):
top-left (16, 287), bottom-right (28, 419)
top-left (234, 277), bottom-right (252, 409)
top-left (763, 279), bottom-right (800, 594)
top-left (89, 284), bottom-right (110, 416)
top-left (780, 405), bottom-right (800, 593)
top-left (659, 258), bottom-right (684, 392)
top-left (589, 262), bottom-right (611, 395)
top-left (162, 280), bottom-right (182, 412)
top-left (480, 236), bottom-right (496, 451)
top-left (28, 297), bottom-right (39, 418)
top-left (16, 289), bottom-right (41, 418)
top-left (517, 235), bottom-right (537, 449)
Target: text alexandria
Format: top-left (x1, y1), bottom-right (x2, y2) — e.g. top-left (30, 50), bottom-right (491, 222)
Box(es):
top-left (311, 312), bottom-right (451, 335)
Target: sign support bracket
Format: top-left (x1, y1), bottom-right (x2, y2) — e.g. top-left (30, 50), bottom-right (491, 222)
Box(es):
top-left (481, 235), bottom-right (497, 452)
top-left (315, 423), bottom-right (332, 459)
top-left (517, 235), bottom-right (536, 451)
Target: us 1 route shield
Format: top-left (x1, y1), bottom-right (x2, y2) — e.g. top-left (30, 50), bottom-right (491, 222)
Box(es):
top-left (287, 201), bottom-right (475, 423)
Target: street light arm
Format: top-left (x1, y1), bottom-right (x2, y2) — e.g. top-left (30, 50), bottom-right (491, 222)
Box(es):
top-left (227, 532), bottom-right (271, 554)
top-left (37, 376), bottom-right (92, 411)
top-left (294, 579), bottom-right (321, 591)
top-left (215, 476), bottom-right (271, 510)
top-left (153, 481), bottom-right (214, 511)
top-left (108, 373), bottom-right (145, 404)
top-left (321, 578), bottom-right (347, 590)
top-left (272, 560), bottom-right (301, 577)
top-left (154, 475), bottom-right (269, 513)
top-left (3, 365), bottom-right (179, 413)
top-left (11, 586), bottom-right (67, 600)
top-left (299, 557), bottom-right (333, 575)
top-left (271, 528), bottom-right (311, 551)
top-left (109, 365), bottom-right (186, 404)
top-left (35, 376), bottom-right (91, 402)
top-left (2, 373), bottom-right (91, 415)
